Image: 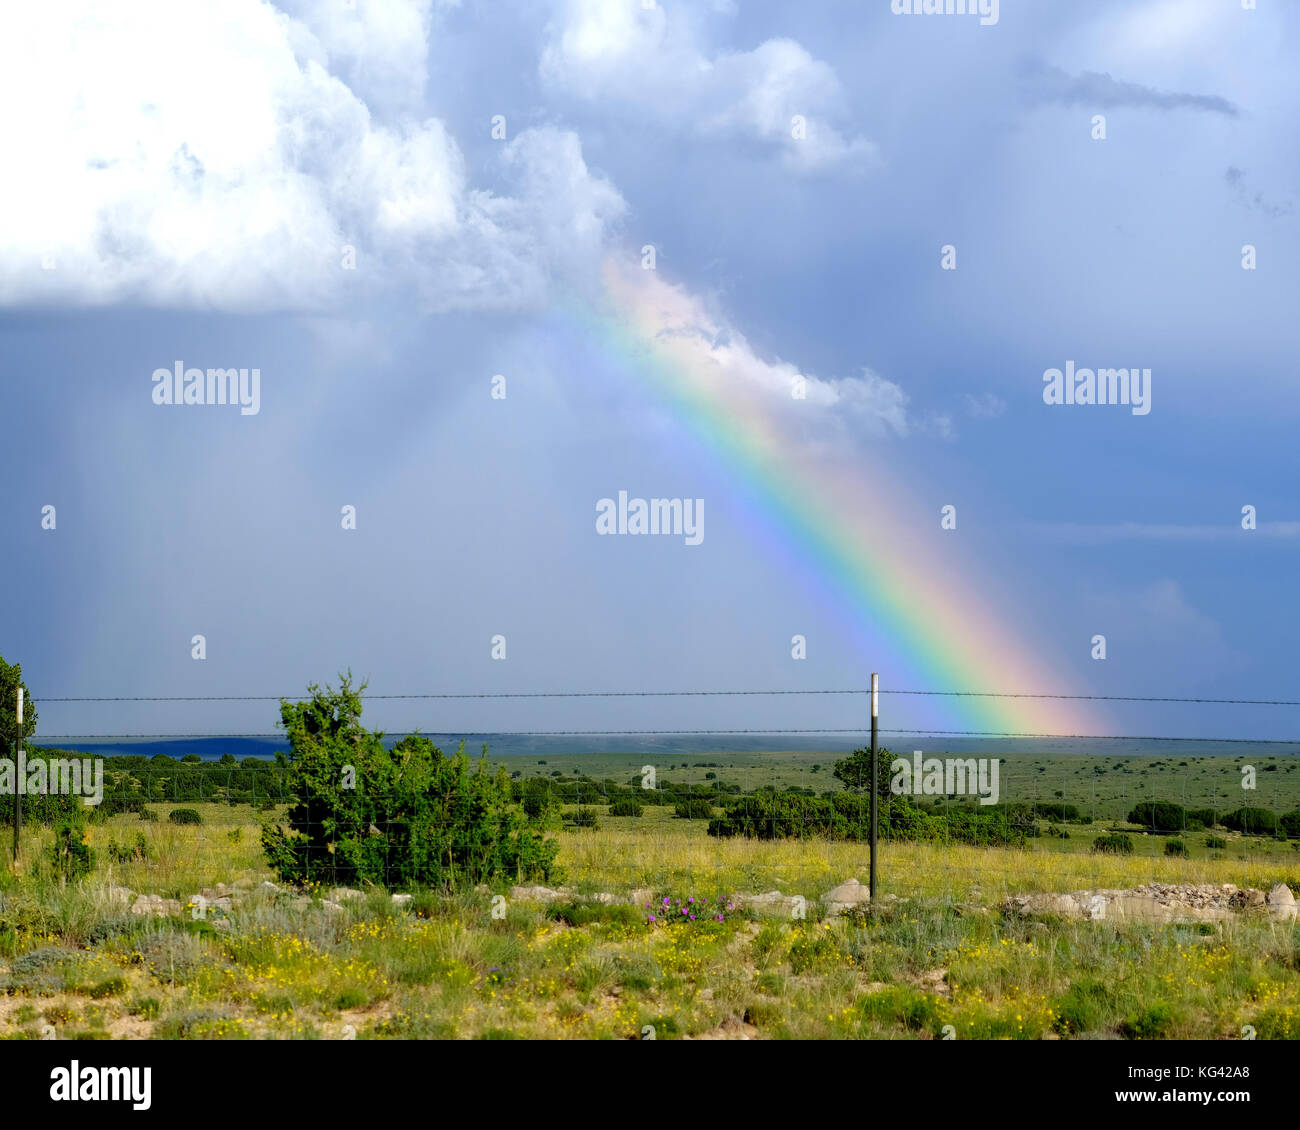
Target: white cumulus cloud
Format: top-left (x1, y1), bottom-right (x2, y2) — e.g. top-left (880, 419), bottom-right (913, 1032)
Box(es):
top-left (0, 0), bottom-right (623, 313)
top-left (541, 0), bottom-right (876, 174)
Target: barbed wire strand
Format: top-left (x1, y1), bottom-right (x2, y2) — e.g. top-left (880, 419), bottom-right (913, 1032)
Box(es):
top-left (32, 688), bottom-right (1300, 706)
top-left (27, 728), bottom-right (1300, 745)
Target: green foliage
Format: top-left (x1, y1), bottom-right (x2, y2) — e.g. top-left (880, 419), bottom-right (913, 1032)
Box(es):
top-left (106, 832), bottom-right (150, 863)
top-left (568, 808), bottom-right (600, 829)
top-left (168, 809), bottom-right (202, 825)
top-left (607, 798), bottom-right (643, 817)
top-left (1205, 834), bottom-right (1228, 849)
top-left (832, 746), bottom-right (894, 798)
top-left (1164, 838), bottom-right (1189, 858)
top-left (674, 798), bottom-right (715, 819)
top-left (49, 814), bottom-right (95, 881)
top-left (0, 653), bottom-right (37, 750)
top-left (1092, 833), bottom-right (1134, 855)
top-left (1120, 1002), bottom-right (1177, 1040)
top-left (1053, 977), bottom-right (1112, 1035)
top-left (787, 929), bottom-right (840, 974)
top-left (1221, 807), bottom-right (1278, 836)
top-left (515, 777), bottom-right (557, 821)
top-left (1280, 811), bottom-right (1300, 839)
top-left (707, 791), bottom-right (1031, 846)
top-left (1127, 801), bottom-right (1187, 832)
top-left (1033, 802), bottom-right (1085, 822)
top-left (261, 674), bottom-right (559, 890)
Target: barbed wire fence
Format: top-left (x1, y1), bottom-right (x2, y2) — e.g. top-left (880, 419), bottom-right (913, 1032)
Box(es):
top-left (10, 684), bottom-right (1300, 905)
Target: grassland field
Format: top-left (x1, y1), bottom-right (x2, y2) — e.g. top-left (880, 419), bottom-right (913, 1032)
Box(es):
top-left (2, 750), bottom-right (1300, 1040)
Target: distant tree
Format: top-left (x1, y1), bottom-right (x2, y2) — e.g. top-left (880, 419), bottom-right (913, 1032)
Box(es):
top-left (0, 654), bottom-right (37, 751)
top-left (832, 747), bottom-right (894, 798)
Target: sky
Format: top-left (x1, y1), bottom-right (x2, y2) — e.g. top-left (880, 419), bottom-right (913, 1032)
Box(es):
top-left (0, 0), bottom-right (1296, 748)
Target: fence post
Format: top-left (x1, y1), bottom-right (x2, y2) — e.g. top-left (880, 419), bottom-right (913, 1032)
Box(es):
top-left (869, 673), bottom-right (878, 906)
top-left (13, 686), bottom-right (23, 865)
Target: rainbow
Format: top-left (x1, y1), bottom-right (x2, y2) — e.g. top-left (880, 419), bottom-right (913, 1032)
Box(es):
top-left (559, 258), bottom-right (1096, 738)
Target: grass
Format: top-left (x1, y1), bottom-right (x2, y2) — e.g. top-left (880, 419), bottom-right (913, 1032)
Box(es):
top-left (1, 768), bottom-right (1299, 1040)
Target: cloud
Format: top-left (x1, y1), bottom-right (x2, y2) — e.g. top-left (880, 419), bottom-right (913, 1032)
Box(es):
top-left (602, 258), bottom-right (910, 452)
top-left (274, 0), bottom-right (447, 113)
top-left (540, 1), bottom-right (876, 173)
top-left (1224, 166), bottom-right (1293, 219)
top-left (961, 392), bottom-right (1007, 419)
top-left (0, 0), bottom-right (624, 313)
top-left (1020, 59), bottom-right (1238, 116)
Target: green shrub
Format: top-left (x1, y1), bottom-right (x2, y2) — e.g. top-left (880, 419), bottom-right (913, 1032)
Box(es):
top-left (1221, 807), bottom-right (1278, 836)
top-left (168, 809), bottom-right (202, 825)
top-left (1164, 838), bottom-right (1189, 858)
top-left (106, 831), bottom-right (150, 864)
top-left (49, 815), bottom-right (95, 881)
top-left (1033, 802), bottom-right (1082, 822)
top-left (567, 808), bottom-right (600, 829)
top-left (707, 792), bottom-right (1029, 846)
top-left (1092, 833), bottom-right (1133, 855)
top-left (86, 977), bottom-right (127, 999)
top-left (1120, 1002), bottom-right (1177, 1040)
top-left (1053, 977), bottom-right (1113, 1035)
top-left (608, 798), bottom-right (644, 817)
top-left (1205, 835), bottom-right (1227, 850)
top-left (260, 674), bottom-right (559, 890)
top-left (674, 798), bottom-right (715, 819)
top-left (857, 986), bottom-right (944, 1033)
top-left (1280, 812), bottom-right (1300, 839)
top-left (128, 998), bottom-right (160, 1024)
top-left (1127, 801), bottom-right (1187, 832)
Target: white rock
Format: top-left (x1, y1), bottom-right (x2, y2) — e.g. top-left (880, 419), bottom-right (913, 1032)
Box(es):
top-left (824, 878), bottom-right (871, 914)
top-left (328, 887), bottom-right (364, 902)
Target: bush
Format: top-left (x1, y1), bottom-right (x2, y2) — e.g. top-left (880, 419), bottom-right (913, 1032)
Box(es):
top-left (106, 832), bottom-right (150, 863)
top-left (608, 798), bottom-right (644, 817)
top-left (1092, 833), bottom-right (1133, 855)
top-left (1187, 808), bottom-right (1218, 828)
top-left (1164, 838), bottom-right (1189, 858)
top-left (168, 809), bottom-right (202, 825)
top-left (1221, 807), bottom-right (1278, 836)
top-left (1205, 835), bottom-right (1227, 850)
top-left (260, 674), bottom-right (559, 890)
top-left (674, 798), bottom-right (715, 819)
top-left (707, 792), bottom-right (1030, 847)
top-left (1120, 1002), bottom-right (1177, 1040)
top-left (48, 816), bottom-right (95, 880)
top-left (1127, 801), bottom-right (1186, 832)
top-left (567, 808), bottom-right (600, 829)
top-left (1033, 802), bottom-right (1081, 822)
top-left (1280, 812), bottom-right (1300, 839)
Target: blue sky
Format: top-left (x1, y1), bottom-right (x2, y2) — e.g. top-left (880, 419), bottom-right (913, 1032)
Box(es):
top-left (0, 0), bottom-right (1296, 745)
